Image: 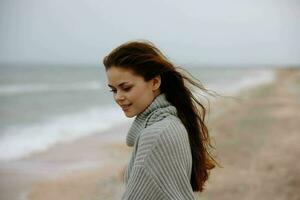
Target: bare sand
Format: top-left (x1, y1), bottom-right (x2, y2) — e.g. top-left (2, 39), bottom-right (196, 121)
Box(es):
top-left (199, 68), bottom-right (300, 200)
top-left (1, 68), bottom-right (299, 200)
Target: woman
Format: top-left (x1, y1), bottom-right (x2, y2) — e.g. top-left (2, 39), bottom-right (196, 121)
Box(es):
top-left (103, 40), bottom-right (217, 200)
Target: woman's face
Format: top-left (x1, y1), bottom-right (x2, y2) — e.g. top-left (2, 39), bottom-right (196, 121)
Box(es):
top-left (106, 66), bottom-right (161, 118)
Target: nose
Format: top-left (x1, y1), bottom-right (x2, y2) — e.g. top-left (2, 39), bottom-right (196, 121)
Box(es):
top-left (114, 91), bottom-right (125, 102)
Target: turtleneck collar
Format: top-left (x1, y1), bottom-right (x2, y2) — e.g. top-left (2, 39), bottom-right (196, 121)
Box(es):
top-left (126, 93), bottom-right (177, 147)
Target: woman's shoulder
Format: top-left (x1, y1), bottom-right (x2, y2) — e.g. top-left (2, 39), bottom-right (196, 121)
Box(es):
top-left (134, 115), bottom-right (191, 166)
top-left (143, 115), bottom-right (186, 137)
top-left (138, 115), bottom-right (189, 152)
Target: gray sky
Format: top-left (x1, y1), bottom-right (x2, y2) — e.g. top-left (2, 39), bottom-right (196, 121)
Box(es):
top-left (0, 0), bottom-right (299, 66)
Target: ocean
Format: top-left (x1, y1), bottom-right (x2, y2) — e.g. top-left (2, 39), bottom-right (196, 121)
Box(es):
top-left (0, 64), bottom-right (275, 161)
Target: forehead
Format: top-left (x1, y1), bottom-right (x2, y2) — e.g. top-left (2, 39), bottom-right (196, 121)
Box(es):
top-left (106, 67), bottom-right (143, 84)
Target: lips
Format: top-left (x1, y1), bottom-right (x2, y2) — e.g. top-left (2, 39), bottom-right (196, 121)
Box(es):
top-left (120, 103), bottom-right (132, 110)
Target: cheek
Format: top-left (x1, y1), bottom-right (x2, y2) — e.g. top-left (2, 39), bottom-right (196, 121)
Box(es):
top-left (133, 86), bottom-right (153, 105)
top-left (129, 86), bottom-right (147, 103)
top-left (130, 89), bottom-right (143, 102)
top-left (128, 83), bottom-right (152, 104)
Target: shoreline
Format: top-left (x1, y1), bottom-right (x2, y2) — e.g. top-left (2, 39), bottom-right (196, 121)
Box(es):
top-left (0, 69), bottom-right (273, 162)
top-left (0, 68), bottom-right (274, 163)
top-left (1, 67), bottom-right (299, 200)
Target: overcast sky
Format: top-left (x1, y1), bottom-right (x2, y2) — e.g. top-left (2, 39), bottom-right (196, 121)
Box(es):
top-left (0, 0), bottom-right (299, 66)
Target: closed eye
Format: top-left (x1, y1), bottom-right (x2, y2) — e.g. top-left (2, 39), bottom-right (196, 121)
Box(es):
top-left (108, 86), bottom-right (132, 93)
top-left (123, 87), bottom-right (132, 92)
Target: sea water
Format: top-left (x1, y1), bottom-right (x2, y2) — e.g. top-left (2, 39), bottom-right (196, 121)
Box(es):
top-left (0, 64), bottom-right (275, 161)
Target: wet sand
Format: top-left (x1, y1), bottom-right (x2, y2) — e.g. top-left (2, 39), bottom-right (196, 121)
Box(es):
top-left (1, 68), bottom-right (299, 200)
top-left (0, 122), bottom-right (132, 200)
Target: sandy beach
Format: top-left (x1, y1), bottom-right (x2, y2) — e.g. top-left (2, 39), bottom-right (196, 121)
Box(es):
top-left (1, 67), bottom-right (299, 200)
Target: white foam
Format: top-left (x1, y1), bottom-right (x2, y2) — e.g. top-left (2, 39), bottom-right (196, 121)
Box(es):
top-left (206, 69), bottom-right (276, 96)
top-left (0, 81), bottom-right (103, 95)
top-left (0, 105), bottom-right (132, 161)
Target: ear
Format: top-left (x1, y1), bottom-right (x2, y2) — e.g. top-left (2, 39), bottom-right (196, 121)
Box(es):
top-left (152, 75), bottom-right (161, 91)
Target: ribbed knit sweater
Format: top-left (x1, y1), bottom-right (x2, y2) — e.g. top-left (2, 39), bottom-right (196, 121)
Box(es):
top-left (122, 93), bottom-right (195, 200)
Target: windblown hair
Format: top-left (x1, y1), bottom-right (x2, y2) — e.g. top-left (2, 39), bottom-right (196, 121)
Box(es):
top-left (103, 40), bottom-right (218, 192)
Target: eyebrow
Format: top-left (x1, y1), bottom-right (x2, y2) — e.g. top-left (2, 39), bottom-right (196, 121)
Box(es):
top-left (107, 82), bottom-right (131, 88)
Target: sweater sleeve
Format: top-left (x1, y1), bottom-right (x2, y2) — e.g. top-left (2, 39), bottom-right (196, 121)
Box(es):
top-left (122, 121), bottom-right (195, 200)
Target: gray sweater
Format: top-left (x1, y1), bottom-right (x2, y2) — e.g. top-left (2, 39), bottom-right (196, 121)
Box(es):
top-left (122, 93), bottom-right (196, 200)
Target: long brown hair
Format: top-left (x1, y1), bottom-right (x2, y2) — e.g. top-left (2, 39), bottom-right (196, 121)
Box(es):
top-left (103, 40), bottom-right (218, 192)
